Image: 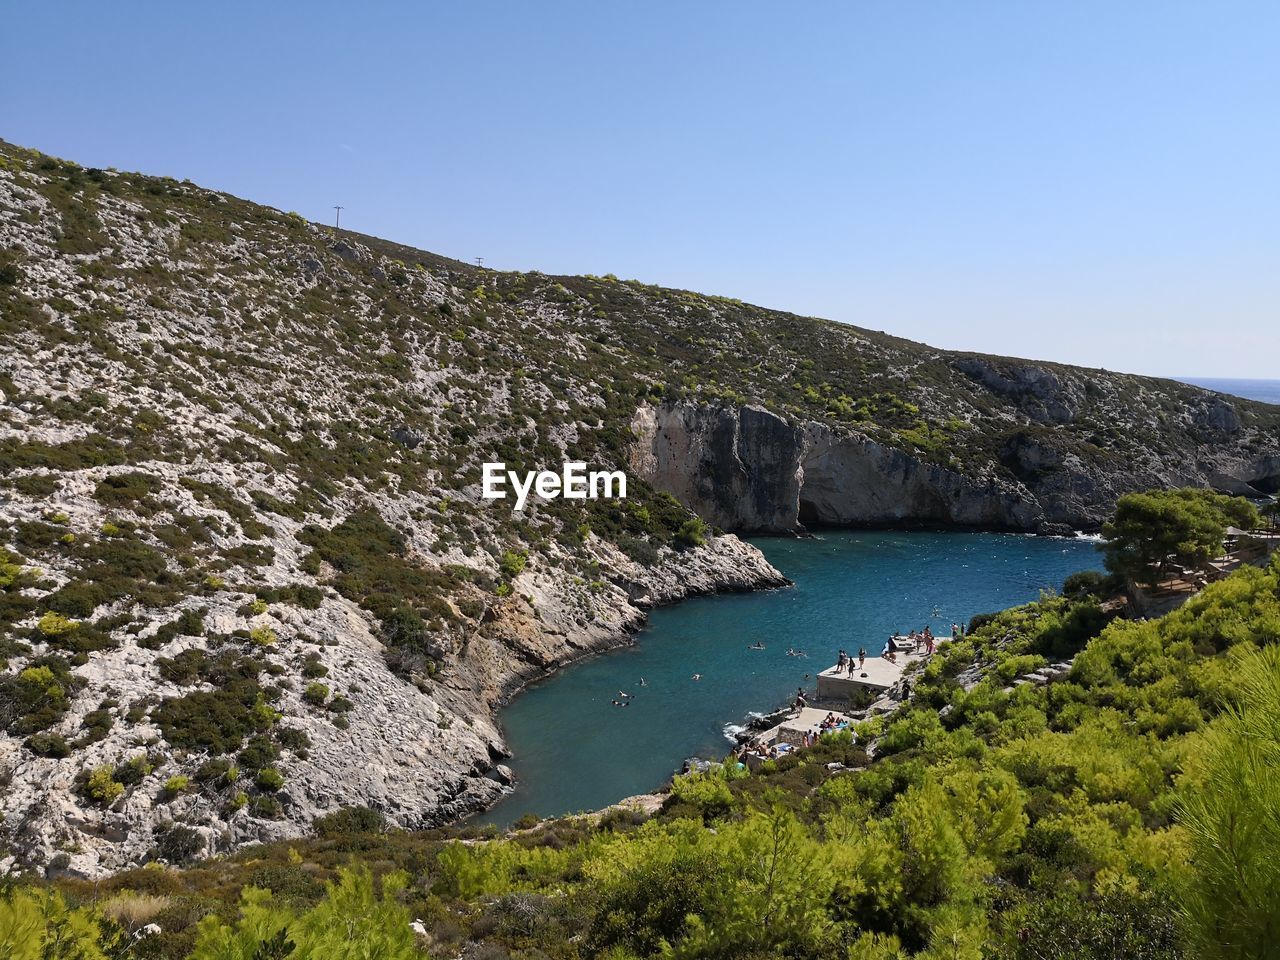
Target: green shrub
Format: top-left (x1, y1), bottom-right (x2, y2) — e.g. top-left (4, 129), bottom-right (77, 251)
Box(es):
top-left (380, 606), bottom-right (429, 651)
top-left (303, 682), bottom-right (329, 706)
top-left (44, 582), bottom-right (105, 618)
top-left (115, 754), bottom-right (152, 786)
top-left (673, 518), bottom-right (708, 549)
top-left (82, 765), bottom-right (125, 805)
top-left (25, 732), bottom-right (71, 758)
top-left (190, 864), bottom-right (415, 954)
top-left (275, 726), bottom-right (310, 754)
top-left (0, 888), bottom-right (109, 957)
top-left (499, 550), bottom-right (528, 579)
top-left (249, 626), bottom-right (278, 647)
top-left (37, 611), bottom-right (80, 638)
top-left (1063, 569), bottom-right (1109, 599)
top-left (93, 471), bottom-right (158, 506)
top-left (251, 794), bottom-right (283, 819)
top-left (162, 774), bottom-right (191, 798)
top-left (313, 805), bottom-right (387, 837)
top-left (152, 687), bottom-right (259, 754)
top-left (0, 549), bottom-right (31, 590)
top-left (156, 648), bottom-right (207, 685)
top-left (154, 823), bottom-right (204, 865)
top-left (78, 708), bottom-right (114, 745)
top-left (0, 658), bottom-right (76, 734)
top-left (237, 736), bottom-right (280, 772)
top-left (0, 256), bottom-right (21, 287)
top-left (194, 758), bottom-right (234, 783)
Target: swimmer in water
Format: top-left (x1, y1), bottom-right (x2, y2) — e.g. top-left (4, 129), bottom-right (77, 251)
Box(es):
top-left (692, 673), bottom-right (702, 681)
top-left (638, 678), bottom-right (647, 687)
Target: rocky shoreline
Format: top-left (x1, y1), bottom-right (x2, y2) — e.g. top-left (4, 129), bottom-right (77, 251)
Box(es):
top-left (0, 529), bottom-right (786, 878)
top-left (473, 532), bottom-right (790, 772)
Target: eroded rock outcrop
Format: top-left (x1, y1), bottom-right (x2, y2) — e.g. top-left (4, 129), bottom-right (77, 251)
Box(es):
top-left (798, 426), bottom-right (1038, 529)
top-left (952, 357), bottom-right (1084, 425)
top-left (629, 398), bottom-right (1280, 534)
top-left (628, 404), bottom-right (803, 533)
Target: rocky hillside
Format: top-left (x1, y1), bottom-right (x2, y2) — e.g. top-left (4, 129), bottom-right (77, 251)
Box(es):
top-left (0, 139), bottom-right (1276, 876)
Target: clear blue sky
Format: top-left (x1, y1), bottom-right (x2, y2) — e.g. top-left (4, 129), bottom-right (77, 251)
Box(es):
top-left (5, 2), bottom-right (1277, 377)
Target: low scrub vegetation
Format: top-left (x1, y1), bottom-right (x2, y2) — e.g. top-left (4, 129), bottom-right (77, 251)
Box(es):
top-left (10, 546), bottom-right (1278, 958)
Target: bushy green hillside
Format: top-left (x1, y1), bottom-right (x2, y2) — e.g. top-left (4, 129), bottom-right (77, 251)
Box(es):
top-left (9, 542), bottom-right (1278, 959)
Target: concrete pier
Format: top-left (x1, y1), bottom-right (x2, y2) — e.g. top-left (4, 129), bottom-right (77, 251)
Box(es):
top-left (817, 648), bottom-right (929, 701)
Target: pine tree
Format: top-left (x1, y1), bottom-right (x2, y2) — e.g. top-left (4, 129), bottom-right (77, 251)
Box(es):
top-left (1177, 644), bottom-right (1280, 959)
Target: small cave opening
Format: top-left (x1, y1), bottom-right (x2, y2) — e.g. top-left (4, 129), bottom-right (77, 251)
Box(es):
top-left (1250, 473), bottom-right (1280, 496)
top-left (797, 495), bottom-right (822, 526)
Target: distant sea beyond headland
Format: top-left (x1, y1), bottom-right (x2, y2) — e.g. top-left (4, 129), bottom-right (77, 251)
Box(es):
top-left (1177, 378), bottom-right (1280, 405)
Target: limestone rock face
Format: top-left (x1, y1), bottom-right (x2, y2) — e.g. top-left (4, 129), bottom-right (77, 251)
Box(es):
top-left (629, 400), bottom-right (1280, 534)
top-left (628, 404), bottom-right (803, 534)
top-left (798, 426), bottom-right (1039, 529)
top-left (0, 590), bottom-right (510, 877)
top-left (1193, 396), bottom-right (1242, 434)
top-left (952, 357), bottom-right (1084, 424)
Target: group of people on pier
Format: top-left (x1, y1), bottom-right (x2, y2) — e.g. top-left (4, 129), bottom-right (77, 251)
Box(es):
top-left (832, 648), bottom-right (867, 674)
top-left (829, 622), bottom-right (956, 675)
top-left (889, 625), bottom-right (938, 655)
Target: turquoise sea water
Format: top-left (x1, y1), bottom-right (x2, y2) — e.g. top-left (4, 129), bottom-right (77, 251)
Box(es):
top-left (481, 531), bottom-right (1103, 825)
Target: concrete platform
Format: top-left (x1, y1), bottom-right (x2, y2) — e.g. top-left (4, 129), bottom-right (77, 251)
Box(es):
top-left (818, 658), bottom-right (902, 698)
top-left (775, 707), bottom-right (854, 746)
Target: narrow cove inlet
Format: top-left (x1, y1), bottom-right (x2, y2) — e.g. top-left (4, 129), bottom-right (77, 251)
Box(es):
top-left (480, 530), bottom-right (1103, 826)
